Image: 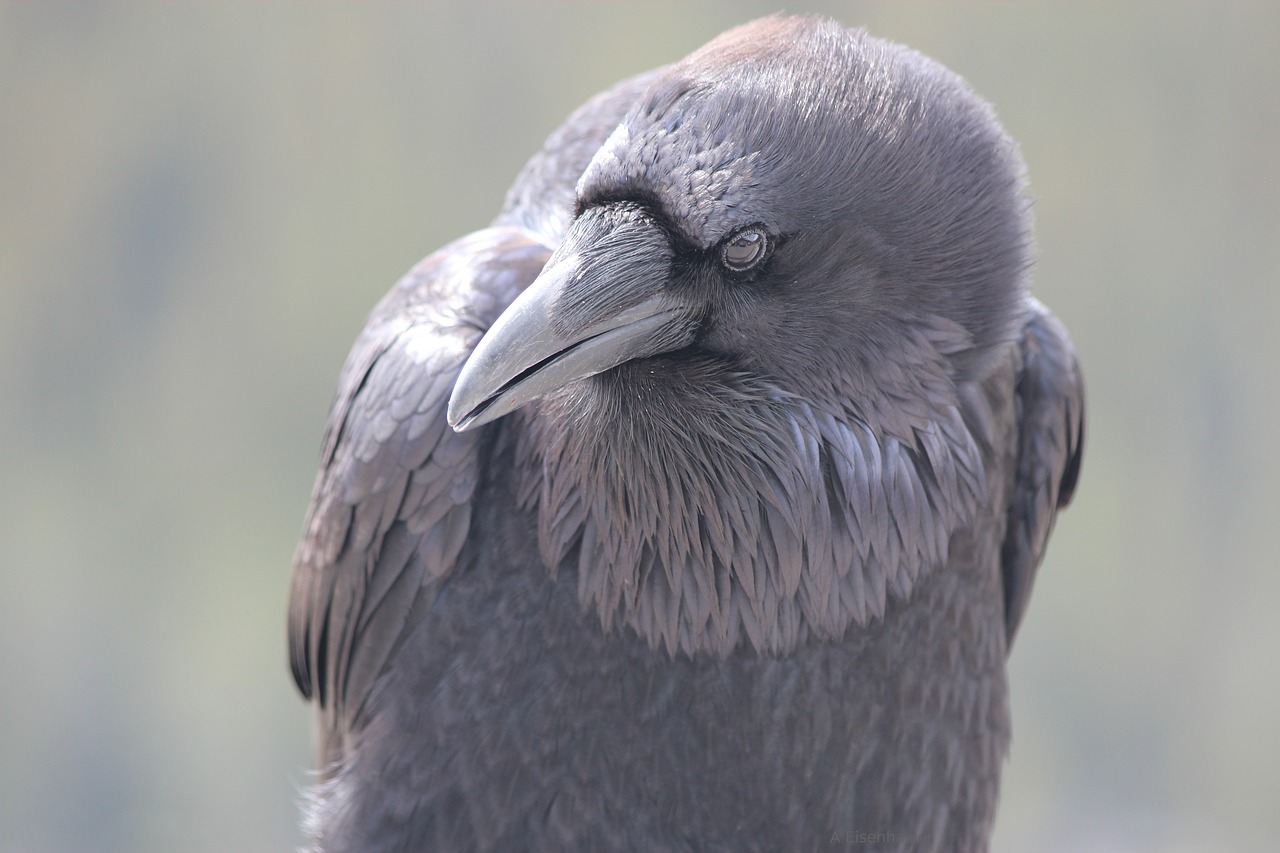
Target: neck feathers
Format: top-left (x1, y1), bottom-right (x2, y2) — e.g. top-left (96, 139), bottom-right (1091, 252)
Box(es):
top-left (517, 349), bottom-right (988, 658)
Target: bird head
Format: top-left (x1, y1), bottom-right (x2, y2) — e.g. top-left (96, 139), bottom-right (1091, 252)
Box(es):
top-left (447, 16), bottom-right (1030, 433)
top-left (445, 17), bottom-right (1030, 655)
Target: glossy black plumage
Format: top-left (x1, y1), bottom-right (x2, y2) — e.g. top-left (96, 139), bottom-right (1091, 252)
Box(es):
top-left (289, 17), bottom-right (1083, 852)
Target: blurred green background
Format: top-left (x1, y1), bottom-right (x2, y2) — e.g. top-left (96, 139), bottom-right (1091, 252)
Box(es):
top-left (2, 3), bottom-right (1277, 852)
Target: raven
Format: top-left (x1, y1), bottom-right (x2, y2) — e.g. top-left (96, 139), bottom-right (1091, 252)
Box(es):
top-left (289, 16), bottom-right (1084, 853)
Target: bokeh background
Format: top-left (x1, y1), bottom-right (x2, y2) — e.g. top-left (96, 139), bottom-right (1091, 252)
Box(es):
top-left (2, 3), bottom-right (1277, 852)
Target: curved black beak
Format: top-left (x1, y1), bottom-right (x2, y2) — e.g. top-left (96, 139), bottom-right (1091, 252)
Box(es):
top-left (448, 207), bottom-right (700, 431)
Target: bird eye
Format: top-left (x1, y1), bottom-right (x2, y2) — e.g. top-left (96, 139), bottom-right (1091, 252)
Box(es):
top-left (720, 228), bottom-right (768, 272)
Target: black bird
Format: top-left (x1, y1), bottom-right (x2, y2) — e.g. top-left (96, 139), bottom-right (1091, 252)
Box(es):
top-left (289, 16), bottom-right (1083, 853)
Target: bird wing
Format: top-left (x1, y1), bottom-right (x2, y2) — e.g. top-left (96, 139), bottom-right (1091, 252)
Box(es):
top-left (288, 70), bottom-right (660, 767)
top-left (288, 228), bottom-right (550, 765)
top-left (1001, 298), bottom-right (1085, 645)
